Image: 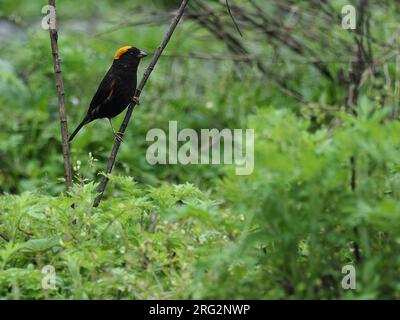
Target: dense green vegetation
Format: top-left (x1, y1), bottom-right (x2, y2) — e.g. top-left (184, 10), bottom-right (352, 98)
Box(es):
top-left (1, 0), bottom-right (400, 299)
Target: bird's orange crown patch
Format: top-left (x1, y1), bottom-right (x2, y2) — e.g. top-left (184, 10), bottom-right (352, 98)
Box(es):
top-left (114, 46), bottom-right (132, 60)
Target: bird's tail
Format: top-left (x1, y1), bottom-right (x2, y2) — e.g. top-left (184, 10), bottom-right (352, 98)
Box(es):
top-left (69, 116), bottom-right (91, 142)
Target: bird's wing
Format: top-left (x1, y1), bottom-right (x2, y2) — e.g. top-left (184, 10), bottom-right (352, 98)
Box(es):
top-left (88, 69), bottom-right (118, 114)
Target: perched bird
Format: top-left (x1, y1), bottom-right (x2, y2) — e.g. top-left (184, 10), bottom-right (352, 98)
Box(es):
top-left (68, 46), bottom-right (147, 142)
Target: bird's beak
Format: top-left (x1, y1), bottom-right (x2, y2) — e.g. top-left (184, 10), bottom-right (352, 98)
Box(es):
top-left (138, 50), bottom-right (148, 58)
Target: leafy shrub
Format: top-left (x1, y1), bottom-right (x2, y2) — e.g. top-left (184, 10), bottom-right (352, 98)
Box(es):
top-left (0, 179), bottom-right (238, 299)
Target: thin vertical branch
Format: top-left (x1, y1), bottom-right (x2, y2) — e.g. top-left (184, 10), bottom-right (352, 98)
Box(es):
top-left (346, 0), bottom-right (371, 264)
top-left (149, 211), bottom-right (159, 233)
top-left (0, 232), bottom-right (9, 242)
top-left (48, 0), bottom-right (73, 189)
top-left (93, 0), bottom-right (190, 207)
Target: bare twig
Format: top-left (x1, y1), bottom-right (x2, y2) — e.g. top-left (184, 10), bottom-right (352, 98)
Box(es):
top-left (93, 0), bottom-right (189, 207)
top-left (48, 0), bottom-right (73, 189)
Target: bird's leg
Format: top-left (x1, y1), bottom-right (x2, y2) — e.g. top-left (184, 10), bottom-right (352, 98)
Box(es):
top-left (108, 118), bottom-right (124, 142)
top-left (132, 96), bottom-right (140, 105)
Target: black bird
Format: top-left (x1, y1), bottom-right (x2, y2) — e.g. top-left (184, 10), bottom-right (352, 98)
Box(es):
top-left (69, 46), bottom-right (147, 142)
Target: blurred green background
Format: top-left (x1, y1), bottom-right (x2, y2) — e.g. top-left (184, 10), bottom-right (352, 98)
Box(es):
top-left (1, 0), bottom-right (400, 299)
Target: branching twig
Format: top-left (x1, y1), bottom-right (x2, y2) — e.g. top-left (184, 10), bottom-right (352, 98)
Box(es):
top-left (93, 0), bottom-right (190, 207)
top-left (48, 0), bottom-right (73, 189)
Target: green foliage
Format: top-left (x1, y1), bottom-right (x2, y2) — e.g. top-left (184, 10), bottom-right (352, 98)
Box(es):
top-left (0, 179), bottom-right (237, 299)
